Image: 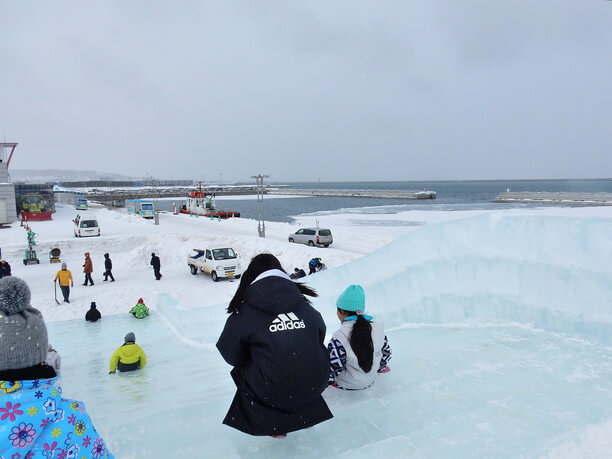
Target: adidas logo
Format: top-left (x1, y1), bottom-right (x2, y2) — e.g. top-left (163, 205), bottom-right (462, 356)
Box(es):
top-left (269, 312), bottom-right (306, 332)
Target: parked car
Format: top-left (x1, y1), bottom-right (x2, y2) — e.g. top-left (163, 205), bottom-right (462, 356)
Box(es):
top-left (288, 228), bottom-right (333, 247)
top-left (187, 247), bottom-right (242, 282)
top-left (73, 215), bottom-right (100, 237)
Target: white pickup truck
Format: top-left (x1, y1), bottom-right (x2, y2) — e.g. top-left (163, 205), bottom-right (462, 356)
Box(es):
top-left (187, 247), bottom-right (242, 282)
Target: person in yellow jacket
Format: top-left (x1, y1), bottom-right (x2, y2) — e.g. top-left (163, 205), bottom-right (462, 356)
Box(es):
top-left (109, 332), bottom-right (147, 373)
top-left (53, 262), bottom-right (74, 303)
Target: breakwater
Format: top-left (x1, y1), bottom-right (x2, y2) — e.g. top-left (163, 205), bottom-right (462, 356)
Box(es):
top-left (268, 188), bottom-right (436, 199)
top-left (493, 191), bottom-right (612, 205)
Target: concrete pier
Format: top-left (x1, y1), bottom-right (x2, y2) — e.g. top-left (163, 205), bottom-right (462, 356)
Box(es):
top-left (268, 188), bottom-right (437, 199)
top-left (493, 191), bottom-right (612, 206)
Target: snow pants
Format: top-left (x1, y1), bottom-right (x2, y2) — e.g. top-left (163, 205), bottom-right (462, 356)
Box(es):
top-left (104, 269), bottom-right (115, 281)
top-left (60, 285), bottom-right (70, 302)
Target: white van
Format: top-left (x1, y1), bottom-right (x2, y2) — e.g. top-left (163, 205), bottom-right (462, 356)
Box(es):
top-left (73, 215), bottom-right (100, 237)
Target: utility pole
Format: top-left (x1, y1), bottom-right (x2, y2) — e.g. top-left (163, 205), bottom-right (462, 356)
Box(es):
top-left (251, 174), bottom-right (269, 238)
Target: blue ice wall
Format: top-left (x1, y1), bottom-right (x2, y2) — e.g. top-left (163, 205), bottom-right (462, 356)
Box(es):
top-left (309, 214), bottom-right (612, 345)
top-left (156, 214), bottom-right (612, 345)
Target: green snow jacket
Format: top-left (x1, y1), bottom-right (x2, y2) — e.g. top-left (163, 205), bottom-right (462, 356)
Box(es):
top-left (129, 302), bottom-right (149, 319)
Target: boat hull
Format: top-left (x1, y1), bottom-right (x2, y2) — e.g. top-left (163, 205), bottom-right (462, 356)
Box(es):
top-left (179, 209), bottom-right (240, 219)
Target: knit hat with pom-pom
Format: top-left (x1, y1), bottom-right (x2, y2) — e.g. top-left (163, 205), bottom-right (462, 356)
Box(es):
top-left (0, 276), bottom-right (48, 371)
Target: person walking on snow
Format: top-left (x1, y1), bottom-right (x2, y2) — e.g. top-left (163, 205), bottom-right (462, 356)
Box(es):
top-left (83, 252), bottom-right (94, 286)
top-left (109, 332), bottom-right (147, 373)
top-left (0, 276), bottom-right (113, 458)
top-left (327, 285), bottom-right (392, 390)
top-left (150, 253), bottom-right (162, 280)
top-left (216, 253), bottom-right (332, 438)
top-left (86, 301), bottom-right (101, 322)
top-left (53, 262), bottom-right (74, 303)
top-left (103, 253), bottom-right (115, 282)
top-left (129, 298), bottom-right (149, 319)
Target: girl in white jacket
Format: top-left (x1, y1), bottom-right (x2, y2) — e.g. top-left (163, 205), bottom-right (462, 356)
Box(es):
top-left (328, 285), bottom-right (391, 390)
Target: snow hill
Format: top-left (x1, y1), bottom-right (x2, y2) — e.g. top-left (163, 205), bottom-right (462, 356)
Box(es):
top-left (2, 202), bottom-right (611, 457)
top-left (8, 169), bottom-right (133, 183)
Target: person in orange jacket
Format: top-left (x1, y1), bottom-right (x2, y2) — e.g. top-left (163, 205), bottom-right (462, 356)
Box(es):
top-left (83, 252), bottom-right (94, 286)
top-left (53, 262), bottom-right (74, 303)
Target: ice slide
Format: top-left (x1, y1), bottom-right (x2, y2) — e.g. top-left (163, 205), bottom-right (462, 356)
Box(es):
top-left (47, 214), bottom-right (612, 457)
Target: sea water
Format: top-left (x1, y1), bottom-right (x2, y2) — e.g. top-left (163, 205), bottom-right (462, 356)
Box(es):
top-left (152, 179), bottom-right (612, 222)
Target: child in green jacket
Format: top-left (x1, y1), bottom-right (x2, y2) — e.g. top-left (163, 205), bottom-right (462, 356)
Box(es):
top-left (129, 298), bottom-right (149, 319)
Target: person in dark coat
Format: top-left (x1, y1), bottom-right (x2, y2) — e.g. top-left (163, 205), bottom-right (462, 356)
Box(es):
top-left (290, 267), bottom-right (306, 279)
top-left (0, 259), bottom-right (11, 278)
top-left (216, 253), bottom-right (332, 437)
top-left (103, 253), bottom-right (115, 281)
top-left (85, 302), bottom-right (101, 322)
top-left (150, 253), bottom-right (162, 280)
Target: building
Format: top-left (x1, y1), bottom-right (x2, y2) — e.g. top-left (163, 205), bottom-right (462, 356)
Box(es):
top-left (0, 143), bottom-right (18, 225)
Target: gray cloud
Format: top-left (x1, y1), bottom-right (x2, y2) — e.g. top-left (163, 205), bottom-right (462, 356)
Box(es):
top-left (1, 0), bottom-right (611, 181)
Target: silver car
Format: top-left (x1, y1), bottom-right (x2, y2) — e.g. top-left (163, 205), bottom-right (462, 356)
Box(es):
top-left (288, 228), bottom-right (333, 247)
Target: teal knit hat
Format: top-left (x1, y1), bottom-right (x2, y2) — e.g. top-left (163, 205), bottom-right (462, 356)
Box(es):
top-left (336, 285), bottom-right (365, 312)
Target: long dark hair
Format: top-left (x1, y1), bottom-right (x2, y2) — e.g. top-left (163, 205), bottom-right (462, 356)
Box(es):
top-left (227, 253), bottom-right (317, 313)
top-left (339, 309), bottom-right (374, 372)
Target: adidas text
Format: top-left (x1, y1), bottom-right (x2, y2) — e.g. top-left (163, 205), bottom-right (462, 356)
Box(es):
top-left (269, 313), bottom-right (306, 333)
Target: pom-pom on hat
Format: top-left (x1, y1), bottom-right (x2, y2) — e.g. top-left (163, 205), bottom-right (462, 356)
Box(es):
top-left (138, 298), bottom-right (144, 304)
top-left (0, 277), bottom-right (48, 371)
top-left (336, 285), bottom-right (366, 312)
top-left (124, 332), bottom-right (135, 343)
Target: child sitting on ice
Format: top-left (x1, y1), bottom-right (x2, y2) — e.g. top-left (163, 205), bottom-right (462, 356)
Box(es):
top-left (328, 285), bottom-right (392, 390)
top-left (129, 298), bottom-right (149, 319)
top-left (109, 332), bottom-right (147, 373)
top-left (86, 301), bottom-right (102, 322)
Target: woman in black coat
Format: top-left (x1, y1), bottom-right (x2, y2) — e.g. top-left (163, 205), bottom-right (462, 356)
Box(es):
top-left (216, 253), bottom-right (332, 437)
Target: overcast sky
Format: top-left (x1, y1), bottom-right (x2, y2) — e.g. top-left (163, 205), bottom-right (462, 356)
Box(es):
top-left (1, 1), bottom-right (611, 182)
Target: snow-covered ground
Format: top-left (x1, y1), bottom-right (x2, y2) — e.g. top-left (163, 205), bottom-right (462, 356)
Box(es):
top-left (2, 201), bottom-right (611, 457)
top-left (2, 202), bottom-right (502, 322)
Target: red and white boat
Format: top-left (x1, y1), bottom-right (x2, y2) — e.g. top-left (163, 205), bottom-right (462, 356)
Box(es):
top-left (179, 185), bottom-right (240, 219)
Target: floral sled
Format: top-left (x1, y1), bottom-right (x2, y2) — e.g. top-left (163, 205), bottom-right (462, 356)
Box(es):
top-left (0, 378), bottom-right (113, 458)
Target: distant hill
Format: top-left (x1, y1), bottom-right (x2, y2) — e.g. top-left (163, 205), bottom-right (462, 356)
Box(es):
top-left (8, 169), bottom-right (134, 183)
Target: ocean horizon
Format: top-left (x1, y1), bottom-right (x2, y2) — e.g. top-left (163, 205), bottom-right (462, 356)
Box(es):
top-left (153, 178), bottom-right (612, 222)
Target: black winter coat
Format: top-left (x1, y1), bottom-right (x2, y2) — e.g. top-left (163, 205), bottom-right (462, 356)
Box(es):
top-left (85, 307), bottom-right (101, 322)
top-left (0, 262), bottom-right (11, 278)
top-left (216, 276), bottom-right (332, 436)
top-left (150, 256), bottom-right (160, 269)
top-left (104, 257), bottom-right (112, 270)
